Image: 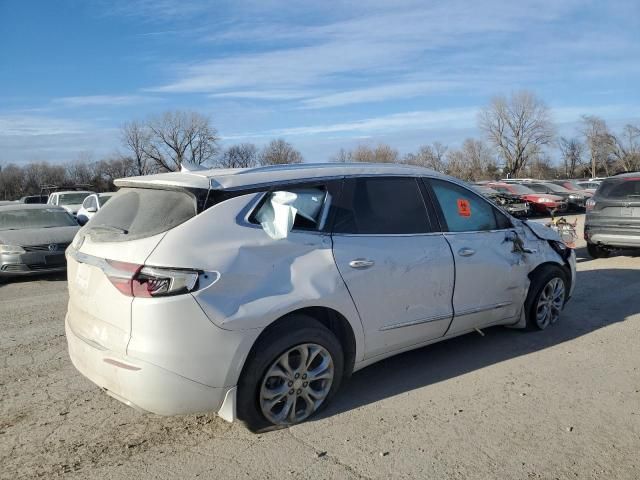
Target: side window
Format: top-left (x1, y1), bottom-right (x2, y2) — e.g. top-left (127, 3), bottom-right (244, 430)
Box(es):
top-left (83, 197), bottom-right (92, 208)
top-left (332, 177), bottom-right (431, 234)
top-left (253, 186), bottom-right (328, 239)
top-left (429, 179), bottom-right (509, 232)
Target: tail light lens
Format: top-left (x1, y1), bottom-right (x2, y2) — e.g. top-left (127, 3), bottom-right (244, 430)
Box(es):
top-left (585, 198), bottom-right (596, 212)
top-left (105, 260), bottom-right (199, 297)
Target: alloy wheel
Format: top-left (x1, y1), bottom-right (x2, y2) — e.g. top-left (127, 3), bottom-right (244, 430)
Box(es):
top-left (535, 277), bottom-right (565, 329)
top-left (259, 343), bottom-right (334, 425)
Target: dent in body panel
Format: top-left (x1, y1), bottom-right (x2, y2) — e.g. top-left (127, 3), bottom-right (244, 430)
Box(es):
top-left (143, 193), bottom-right (365, 358)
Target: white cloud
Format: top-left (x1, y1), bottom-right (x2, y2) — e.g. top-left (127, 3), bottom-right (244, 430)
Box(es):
top-left (224, 107), bottom-right (478, 139)
top-left (52, 95), bottom-right (158, 107)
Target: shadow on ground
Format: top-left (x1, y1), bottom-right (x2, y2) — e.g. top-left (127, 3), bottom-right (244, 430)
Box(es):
top-left (320, 267), bottom-right (640, 420)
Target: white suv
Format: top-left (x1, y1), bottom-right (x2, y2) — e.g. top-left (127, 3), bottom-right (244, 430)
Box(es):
top-left (65, 164), bottom-right (576, 431)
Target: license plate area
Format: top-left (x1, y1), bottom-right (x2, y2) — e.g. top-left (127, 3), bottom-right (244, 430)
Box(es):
top-left (620, 207), bottom-right (640, 217)
top-left (45, 254), bottom-right (66, 266)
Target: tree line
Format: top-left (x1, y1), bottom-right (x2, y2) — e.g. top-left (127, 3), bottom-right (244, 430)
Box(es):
top-left (1, 91), bottom-right (638, 200)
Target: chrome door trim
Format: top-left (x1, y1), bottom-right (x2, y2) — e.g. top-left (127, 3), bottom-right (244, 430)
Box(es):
top-left (454, 301), bottom-right (513, 317)
top-left (380, 312), bottom-right (452, 331)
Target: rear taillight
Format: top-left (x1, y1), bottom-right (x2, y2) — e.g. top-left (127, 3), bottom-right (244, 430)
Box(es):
top-left (104, 260), bottom-right (199, 297)
top-left (585, 198), bottom-right (596, 212)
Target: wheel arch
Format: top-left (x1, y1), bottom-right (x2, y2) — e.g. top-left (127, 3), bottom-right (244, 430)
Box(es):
top-left (528, 260), bottom-right (572, 293)
top-left (241, 306), bottom-right (359, 383)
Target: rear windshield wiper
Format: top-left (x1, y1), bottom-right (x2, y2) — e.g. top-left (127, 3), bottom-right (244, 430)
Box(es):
top-left (87, 225), bottom-right (129, 234)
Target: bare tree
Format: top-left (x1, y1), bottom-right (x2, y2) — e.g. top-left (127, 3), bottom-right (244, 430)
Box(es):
top-left (444, 139), bottom-right (496, 181)
top-left (331, 148), bottom-right (352, 163)
top-left (479, 90), bottom-right (555, 176)
top-left (581, 115), bottom-right (616, 177)
top-left (121, 120), bottom-right (154, 175)
top-left (259, 139), bottom-right (303, 165)
top-left (0, 163), bottom-right (25, 200)
top-left (347, 143), bottom-right (399, 163)
top-left (140, 111), bottom-right (220, 171)
top-left (612, 124), bottom-right (640, 172)
top-left (403, 143), bottom-right (448, 172)
top-left (558, 137), bottom-right (583, 178)
top-left (218, 143), bottom-right (259, 168)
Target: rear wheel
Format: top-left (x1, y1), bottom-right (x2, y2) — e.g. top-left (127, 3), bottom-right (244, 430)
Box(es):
top-left (587, 242), bottom-right (610, 259)
top-left (524, 265), bottom-right (568, 330)
top-left (237, 314), bottom-right (344, 432)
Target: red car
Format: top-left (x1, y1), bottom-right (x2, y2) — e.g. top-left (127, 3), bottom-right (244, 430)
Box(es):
top-left (488, 182), bottom-right (568, 214)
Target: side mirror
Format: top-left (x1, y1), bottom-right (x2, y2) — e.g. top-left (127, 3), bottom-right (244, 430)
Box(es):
top-left (86, 206), bottom-right (97, 213)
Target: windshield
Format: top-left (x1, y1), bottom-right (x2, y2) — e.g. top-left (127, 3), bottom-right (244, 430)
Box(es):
top-left (58, 192), bottom-right (92, 205)
top-left (502, 184), bottom-right (535, 194)
top-left (0, 208), bottom-right (78, 230)
top-left (98, 194), bottom-right (113, 207)
top-left (542, 183), bottom-right (570, 193)
top-left (561, 181), bottom-right (581, 191)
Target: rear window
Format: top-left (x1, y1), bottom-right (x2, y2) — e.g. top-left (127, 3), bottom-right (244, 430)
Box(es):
top-left (597, 178), bottom-right (640, 199)
top-left (84, 188), bottom-right (196, 241)
top-left (0, 208), bottom-right (77, 230)
top-left (58, 192), bottom-right (92, 205)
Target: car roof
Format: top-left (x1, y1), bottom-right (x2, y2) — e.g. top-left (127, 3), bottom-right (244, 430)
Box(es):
top-left (0, 204), bottom-right (68, 212)
top-left (52, 190), bottom-right (94, 195)
top-left (114, 163), bottom-right (447, 190)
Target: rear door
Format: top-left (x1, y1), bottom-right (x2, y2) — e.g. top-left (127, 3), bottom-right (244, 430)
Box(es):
top-left (331, 176), bottom-right (454, 359)
top-left (66, 188), bottom-right (200, 354)
top-left (426, 178), bottom-right (529, 335)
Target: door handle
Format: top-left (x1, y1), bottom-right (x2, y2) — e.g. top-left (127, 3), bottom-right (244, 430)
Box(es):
top-left (458, 247), bottom-right (476, 257)
top-left (349, 259), bottom-right (375, 269)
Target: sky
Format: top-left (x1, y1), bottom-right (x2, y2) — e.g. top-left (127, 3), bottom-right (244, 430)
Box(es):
top-left (0, 0), bottom-right (639, 165)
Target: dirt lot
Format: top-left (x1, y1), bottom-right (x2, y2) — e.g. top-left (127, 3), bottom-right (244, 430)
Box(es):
top-left (1, 215), bottom-right (639, 479)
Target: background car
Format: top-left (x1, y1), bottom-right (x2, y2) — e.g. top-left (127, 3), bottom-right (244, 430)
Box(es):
top-left (76, 192), bottom-right (115, 225)
top-left (19, 195), bottom-right (49, 204)
top-left (523, 182), bottom-right (587, 211)
top-left (65, 164), bottom-right (575, 432)
top-left (549, 180), bottom-right (594, 199)
top-left (576, 180), bottom-right (601, 194)
top-left (473, 184), bottom-right (530, 217)
top-left (0, 204), bottom-right (80, 277)
top-left (584, 173), bottom-right (640, 258)
top-left (488, 182), bottom-right (567, 215)
top-left (47, 191), bottom-right (94, 218)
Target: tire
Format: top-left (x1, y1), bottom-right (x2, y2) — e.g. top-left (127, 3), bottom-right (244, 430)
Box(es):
top-left (524, 265), bottom-right (568, 331)
top-left (237, 314), bottom-right (344, 432)
top-left (587, 242), bottom-right (610, 259)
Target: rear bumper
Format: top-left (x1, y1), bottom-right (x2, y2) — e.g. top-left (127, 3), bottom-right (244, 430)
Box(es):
top-left (587, 232), bottom-right (640, 248)
top-left (66, 317), bottom-right (228, 415)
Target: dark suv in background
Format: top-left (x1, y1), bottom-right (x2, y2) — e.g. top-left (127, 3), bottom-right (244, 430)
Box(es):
top-left (585, 173), bottom-right (640, 258)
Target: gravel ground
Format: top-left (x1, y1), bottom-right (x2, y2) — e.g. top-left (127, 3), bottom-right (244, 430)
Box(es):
top-left (1, 215), bottom-right (639, 479)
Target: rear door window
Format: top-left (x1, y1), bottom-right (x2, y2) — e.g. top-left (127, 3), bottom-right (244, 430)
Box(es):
top-left (84, 188), bottom-right (197, 242)
top-left (428, 179), bottom-right (511, 232)
top-left (332, 177), bottom-right (431, 234)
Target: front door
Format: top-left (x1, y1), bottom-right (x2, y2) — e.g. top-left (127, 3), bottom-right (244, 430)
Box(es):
top-left (331, 177), bottom-right (455, 359)
top-left (427, 178), bottom-right (529, 335)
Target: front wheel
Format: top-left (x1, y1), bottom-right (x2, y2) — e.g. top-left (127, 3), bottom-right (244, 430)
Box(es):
top-left (524, 266), bottom-right (568, 330)
top-left (237, 315), bottom-right (344, 432)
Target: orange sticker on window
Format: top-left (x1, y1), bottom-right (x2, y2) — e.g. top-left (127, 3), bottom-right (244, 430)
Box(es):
top-left (457, 199), bottom-right (471, 217)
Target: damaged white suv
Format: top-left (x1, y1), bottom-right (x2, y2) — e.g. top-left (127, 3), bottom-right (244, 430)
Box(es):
top-left (65, 163), bottom-right (576, 431)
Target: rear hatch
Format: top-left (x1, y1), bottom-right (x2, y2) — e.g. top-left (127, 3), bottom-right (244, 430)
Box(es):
top-left (66, 187), bottom-right (201, 353)
top-left (587, 176), bottom-right (640, 233)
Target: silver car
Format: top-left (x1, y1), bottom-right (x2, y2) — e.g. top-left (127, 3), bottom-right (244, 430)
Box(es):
top-left (65, 164), bottom-right (576, 431)
top-left (0, 204), bottom-right (79, 277)
top-left (585, 172), bottom-right (640, 257)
